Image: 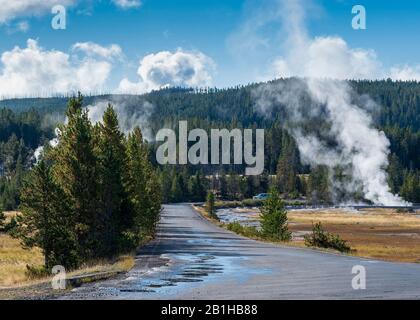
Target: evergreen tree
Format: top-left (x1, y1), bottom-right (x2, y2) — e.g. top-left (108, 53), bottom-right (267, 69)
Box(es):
top-left (178, 167), bottom-right (190, 200)
top-left (308, 166), bottom-right (331, 204)
top-left (206, 191), bottom-right (217, 220)
top-left (52, 94), bottom-right (99, 260)
top-left (260, 188), bottom-right (291, 241)
top-left (400, 171), bottom-right (420, 203)
top-left (160, 166), bottom-right (173, 203)
top-left (96, 104), bottom-right (128, 256)
top-left (126, 127), bottom-right (161, 239)
top-left (8, 96), bottom-right (163, 270)
top-left (16, 161), bottom-right (79, 270)
top-left (189, 172), bottom-right (207, 202)
top-left (387, 153), bottom-right (404, 194)
top-left (219, 171), bottom-right (228, 199)
top-left (170, 172), bottom-right (183, 203)
top-left (226, 172), bottom-right (242, 200)
top-left (276, 135), bottom-right (300, 196)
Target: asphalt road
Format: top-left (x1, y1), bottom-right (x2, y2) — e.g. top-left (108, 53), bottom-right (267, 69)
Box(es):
top-left (61, 204), bottom-right (420, 299)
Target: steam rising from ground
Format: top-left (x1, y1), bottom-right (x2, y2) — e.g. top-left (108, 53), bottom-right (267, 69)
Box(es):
top-left (254, 79), bottom-right (408, 206)
top-left (253, 0), bottom-right (408, 206)
top-left (34, 98), bottom-right (153, 162)
top-left (86, 98), bottom-right (153, 139)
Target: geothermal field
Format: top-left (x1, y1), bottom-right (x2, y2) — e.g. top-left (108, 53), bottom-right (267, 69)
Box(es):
top-left (216, 206), bottom-right (420, 263)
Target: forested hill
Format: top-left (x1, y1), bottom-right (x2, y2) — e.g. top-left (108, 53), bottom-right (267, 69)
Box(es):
top-left (0, 79), bottom-right (419, 206)
top-left (1, 79), bottom-right (419, 130)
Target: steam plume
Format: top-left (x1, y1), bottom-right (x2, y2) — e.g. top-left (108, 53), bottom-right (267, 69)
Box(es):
top-left (34, 97), bottom-right (154, 162)
top-left (253, 0), bottom-right (408, 206)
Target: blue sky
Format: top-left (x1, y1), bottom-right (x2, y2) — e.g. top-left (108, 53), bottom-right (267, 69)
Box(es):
top-left (0, 0), bottom-right (420, 96)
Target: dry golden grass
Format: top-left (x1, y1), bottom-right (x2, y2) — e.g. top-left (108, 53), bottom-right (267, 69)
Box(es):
top-left (0, 234), bottom-right (44, 287)
top-left (67, 255), bottom-right (135, 278)
top-left (0, 232), bottom-right (135, 289)
top-left (194, 206), bottom-right (420, 263)
top-left (289, 208), bottom-right (420, 228)
top-left (201, 206), bottom-right (420, 263)
top-left (287, 208), bottom-right (420, 263)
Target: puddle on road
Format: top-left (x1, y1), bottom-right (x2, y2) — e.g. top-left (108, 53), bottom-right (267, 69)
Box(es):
top-left (120, 253), bottom-right (225, 294)
top-left (66, 233), bottom-right (272, 299)
top-left (113, 251), bottom-right (272, 299)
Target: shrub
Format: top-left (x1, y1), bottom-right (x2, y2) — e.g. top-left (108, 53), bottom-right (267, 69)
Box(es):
top-left (242, 199), bottom-right (264, 207)
top-left (226, 222), bottom-right (260, 238)
top-left (118, 231), bottom-right (141, 253)
top-left (304, 222), bottom-right (352, 253)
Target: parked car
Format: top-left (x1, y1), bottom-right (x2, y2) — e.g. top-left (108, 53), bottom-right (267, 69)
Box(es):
top-left (253, 193), bottom-right (269, 200)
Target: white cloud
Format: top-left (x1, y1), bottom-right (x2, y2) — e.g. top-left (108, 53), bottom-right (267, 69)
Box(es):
top-left (271, 36), bottom-right (382, 80)
top-left (0, 0), bottom-right (76, 24)
top-left (0, 0), bottom-right (141, 25)
top-left (72, 42), bottom-right (123, 60)
top-left (254, 0), bottom-right (383, 81)
top-left (234, 0), bottom-right (419, 82)
top-left (118, 49), bottom-right (215, 94)
top-left (112, 0), bottom-right (141, 9)
top-left (0, 39), bottom-right (113, 98)
top-left (390, 65), bottom-right (420, 81)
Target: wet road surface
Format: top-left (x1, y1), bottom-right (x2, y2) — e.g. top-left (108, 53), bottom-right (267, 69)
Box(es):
top-left (60, 204), bottom-right (420, 299)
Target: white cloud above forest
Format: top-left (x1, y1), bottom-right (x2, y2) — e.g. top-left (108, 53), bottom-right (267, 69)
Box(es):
top-left (117, 49), bottom-right (215, 94)
top-left (0, 39), bottom-right (113, 98)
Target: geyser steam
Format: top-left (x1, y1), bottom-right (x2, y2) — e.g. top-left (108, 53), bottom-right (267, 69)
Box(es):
top-left (34, 97), bottom-right (154, 162)
top-left (252, 0), bottom-right (408, 206)
top-left (254, 79), bottom-right (408, 206)
top-left (86, 98), bottom-right (154, 139)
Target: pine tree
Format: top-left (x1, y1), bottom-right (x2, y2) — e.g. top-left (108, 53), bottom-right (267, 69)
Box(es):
top-left (308, 165), bottom-right (331, 204)
top-left (206, 191), bottom-right (217, 220)
top-left (189, 172), bottom-right (207, 202)
top-left (219, 171), bottom-right (228, 199)
top-left (170, 173), bottom-right (183, 203)
top-left (160, 166), bottom-right (173, 203)
top-left (401, 171), bottom-right (420, 203)
top-left (387, 153), bottom-right (404, 194)
top-left (260, 188), bottom-right (291, 241)
top-left (16, 161), bottom-right (79, 270)
top-left (144, 165), bottom-right (162, 234)
top-left (52, 94), bottom-right (99, 260)
top-left (227, 172), bottom-right (241, 200)
top-left (126, 127), bottom-right (161, 240)
top-left (96, 104), bottom-right (128, 256)
top-left (276, 135), bottom-right (300, 196)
